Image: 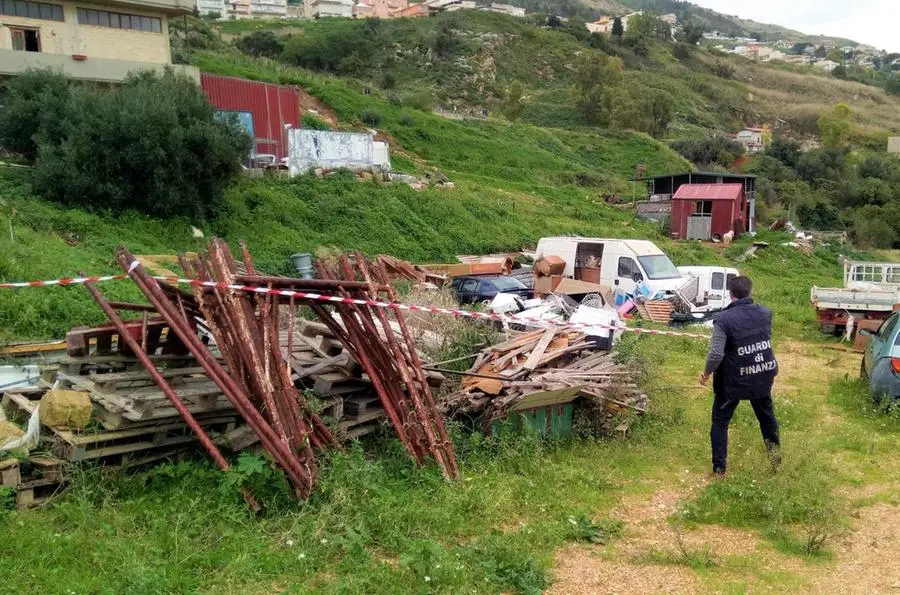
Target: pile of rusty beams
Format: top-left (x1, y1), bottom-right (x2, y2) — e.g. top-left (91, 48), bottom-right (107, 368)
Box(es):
top-left (78, 239), bottom-right (457, 508)
top-left (441, 327), bottom-right (648, 429)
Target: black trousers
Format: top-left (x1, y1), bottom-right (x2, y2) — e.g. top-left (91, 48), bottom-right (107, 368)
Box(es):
top-left (710, 393), bottom-right (780, 473)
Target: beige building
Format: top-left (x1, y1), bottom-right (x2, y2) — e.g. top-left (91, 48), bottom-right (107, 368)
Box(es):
top-left (0, 0), bottom-right (197, 82)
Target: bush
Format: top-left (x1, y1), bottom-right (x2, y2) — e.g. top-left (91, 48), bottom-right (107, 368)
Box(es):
top-left (671, 136), bottom-right (745, 167)
top-left (7, 69), bottom-right (250, 220)
top-left (0, 69), bottom-right (71, 160)
top-left (235, 31), bottom-right (284, 59)
top-left (361, 109), bottom-right (383, 127)
top-left (302, 113), bottom-right (331, 130)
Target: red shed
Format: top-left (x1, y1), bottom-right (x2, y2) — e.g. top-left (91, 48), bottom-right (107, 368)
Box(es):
top-left (671, 183), bottom-right (746, 240)
top-left (200, 73), bottom-right (303, 163)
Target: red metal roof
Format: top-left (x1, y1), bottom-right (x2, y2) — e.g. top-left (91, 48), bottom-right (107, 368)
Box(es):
top-left (673, 183), bottom-right (743, 201)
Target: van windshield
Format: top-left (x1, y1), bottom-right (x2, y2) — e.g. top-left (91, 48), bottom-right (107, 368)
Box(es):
top-left (638, 255), bottom-right (681, 280)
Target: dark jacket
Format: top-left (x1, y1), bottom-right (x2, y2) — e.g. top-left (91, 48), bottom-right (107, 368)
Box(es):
top-left (712, 298), bottom-right (778, 400)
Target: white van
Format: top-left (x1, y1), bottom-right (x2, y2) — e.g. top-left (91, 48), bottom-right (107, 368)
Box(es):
top-left (677, 266), bottom-right (740, 312)
top-left (535, 237), bottom-right (687, 296)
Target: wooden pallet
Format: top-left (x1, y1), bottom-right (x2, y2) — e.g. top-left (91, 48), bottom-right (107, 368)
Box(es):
top-left (0, 457), bottom-right (20, 488)
top-left (51, 416), bottom-right (239, 462)
top-left (16, 478), bottom-right (65, 508)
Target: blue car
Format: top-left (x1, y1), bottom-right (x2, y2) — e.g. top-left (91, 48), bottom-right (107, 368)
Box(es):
top-left (450, 275), bottom-right (532, 305)
top-left (860, 310), bottom-right (900, 400)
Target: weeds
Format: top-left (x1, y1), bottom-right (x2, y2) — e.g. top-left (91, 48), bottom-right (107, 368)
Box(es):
top-left (566, 515), bottom-right (624, 545)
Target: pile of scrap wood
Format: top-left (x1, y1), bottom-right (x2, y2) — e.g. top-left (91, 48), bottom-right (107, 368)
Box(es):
top-left (441, 327), bottom-right (648, 434)
top-left (376, 255), bottom-right (446, 287)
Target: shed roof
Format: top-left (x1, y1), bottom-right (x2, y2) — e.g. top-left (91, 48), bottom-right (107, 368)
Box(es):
top-left (673, 183), bottom-right (743, 200)
top-left (630, 170), bottom-right (756, 182)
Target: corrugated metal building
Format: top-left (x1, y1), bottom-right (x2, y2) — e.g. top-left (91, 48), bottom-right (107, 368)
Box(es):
top-left (200, 73), bottom-right (302, 162)
top-left (671, 183), bottom-right (746, 240)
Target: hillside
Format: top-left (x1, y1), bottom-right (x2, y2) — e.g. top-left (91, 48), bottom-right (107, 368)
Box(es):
top-left (210, 12), bottom-right (900, 143)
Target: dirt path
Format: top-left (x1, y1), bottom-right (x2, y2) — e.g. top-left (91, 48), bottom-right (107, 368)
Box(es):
top-left (548, 340), bottom-right (900, 594)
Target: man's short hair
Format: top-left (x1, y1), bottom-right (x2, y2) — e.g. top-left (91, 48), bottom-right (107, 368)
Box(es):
top-left (728, 276), bottom-right (752, 299)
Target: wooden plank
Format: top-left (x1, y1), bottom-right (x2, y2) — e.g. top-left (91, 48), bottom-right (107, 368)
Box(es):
top-left (487, 329), bottom-right (546, 353)
top-left (522, 328), bottom-right (558, 372)
top-left (339, 409), bottom-right (385, 430)
top-left (511, 386), bottom-right (583, 411)
top-left (54, 415), bottom-right (238, 447)
top-left (88, 366), bottom-right (207, 384)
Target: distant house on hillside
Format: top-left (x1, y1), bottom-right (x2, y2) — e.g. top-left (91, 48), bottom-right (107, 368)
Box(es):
top-left (735, 127), bottom-right (765, 153)
top-left (813, 59), bottom-right (839, 72)
top-left (353, 0), bottom-right (408, 18)
top-left (586, 16), bottom-right (613, 34)
top-left (394, 1), bottom-right (430, 16)
top-left (305, 0), bottom-right (353, 17)
top-left (478, 2), bottom-right (525, 17)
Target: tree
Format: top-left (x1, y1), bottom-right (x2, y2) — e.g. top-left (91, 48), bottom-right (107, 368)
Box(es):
top-left (831, 64), bottom-right (847, 79)
top-left (679, 20), bottom-right (704, 45)
top-left (853, 206), bottom-right (897, 248)
top-left (825, 47), bottom-right (842, 63)
top-left (671, 136), bottom-right (745, 167)
top-left (574, 55), bottom-right (622, 124)
top-left (607, 81), bottom-right (673, 138)
top-left (886, 75), bottom-right (900, 96)
top-left (502, 81), bottom-right (526, 121)
top-left (235, 31), bottom-right (284, 59)
top-left (547, 14), bottom-right (561, 28)
top-left (626, 13), bottom-right (671, 41)
top-left (20, 69), bottom-right (250, 220)
top-left (790, 42), bottom-right (810, 55)
top-left (765, 136), bottom-right (801, 168)
top-left (0, 69), bottom-right (71, 160)
top-left (432, 22), bottom-right (459, 59)
top-left (814, 44), bottom-right (827, 58)
top-left (817, 103), bottom-right (852, 149)
top-left (796, 147), bottom-right (848, 183)
top-left (611, 16), bottom-right (623, 39)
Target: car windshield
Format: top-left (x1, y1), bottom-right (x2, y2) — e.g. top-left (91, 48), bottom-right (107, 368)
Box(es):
top-left (638, 255), bottom-right (681, 280)
top-left (491, 277), bottom-right (525, 291)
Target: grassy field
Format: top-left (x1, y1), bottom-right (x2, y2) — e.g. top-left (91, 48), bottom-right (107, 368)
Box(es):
top-left (2, 325), bottom-right (897, 592)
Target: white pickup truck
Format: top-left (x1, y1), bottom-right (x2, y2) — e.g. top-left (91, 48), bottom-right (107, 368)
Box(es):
top-left (811, 261), bottom-right (900, 334)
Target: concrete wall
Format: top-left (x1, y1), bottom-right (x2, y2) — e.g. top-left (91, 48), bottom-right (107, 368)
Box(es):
top-left (0, 49), bottom-right (199, 82)
top-left (0, 1), bottom-right (173, 63)
top-left (287, 129), bottom-right (390, 175)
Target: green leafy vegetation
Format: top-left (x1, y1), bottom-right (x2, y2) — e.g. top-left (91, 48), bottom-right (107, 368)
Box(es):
top-left (0, 69), bottom-right (249, 220)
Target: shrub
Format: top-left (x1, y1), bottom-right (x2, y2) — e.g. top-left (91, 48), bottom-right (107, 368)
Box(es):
top-left (360, 109), bottom-right (383, 127)
top-left (0, 69), bottom-right (71, 160)
top-left (712, 60), bottom-right (736, 79)
top-left (11, 69), bottom-right (250, 220)
top-left (671, 136), bottom-right (745, 167)
top-left (235, 31), bottom-right (284, 59)
top-left (302, 113), bottom-right (331, 130)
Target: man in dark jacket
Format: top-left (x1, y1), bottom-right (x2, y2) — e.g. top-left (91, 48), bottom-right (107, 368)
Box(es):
top-left (699, 276), bottom-right (780, 475)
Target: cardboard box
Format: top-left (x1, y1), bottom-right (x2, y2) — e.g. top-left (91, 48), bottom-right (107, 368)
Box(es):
top-left (551, 275), bottom-right (563, 291)
top-left (533, 276), bottom-right (553, 295)
top-left (554, 278), bottom-right (609, 298)
top-left (533, 256), bottom-right (566, 277)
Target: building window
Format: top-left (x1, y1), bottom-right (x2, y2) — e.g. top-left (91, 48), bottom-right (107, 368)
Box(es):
top-left (10, 27), bottom-right (40, 51)
top-left (76, 7), bottom-right (161, 32)
top-left (0, 0), bottom-right (63, 20)
top-left (693, 200), bottom-right (713, 216)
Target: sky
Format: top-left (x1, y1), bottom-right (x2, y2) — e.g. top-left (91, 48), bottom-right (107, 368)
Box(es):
top-left (690, 0), bottom-right (899, 53)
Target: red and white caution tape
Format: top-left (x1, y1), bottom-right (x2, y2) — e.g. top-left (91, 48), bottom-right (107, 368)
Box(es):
top-left (0, 273), bottom-right (711, 340)
top-left (0, 274), bottom-right (128, 289)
